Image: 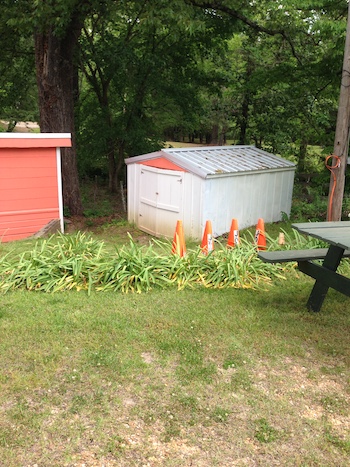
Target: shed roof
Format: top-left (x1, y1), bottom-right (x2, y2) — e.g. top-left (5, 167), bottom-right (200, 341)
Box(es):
top-left (0, 133), bottom-right (72, 149)
top-left (125, 145), bottom-right (295, 178)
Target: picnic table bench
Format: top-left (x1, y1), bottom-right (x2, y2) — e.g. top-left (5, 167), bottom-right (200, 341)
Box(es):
top-left (258, 221), bottom-right (350, 312)
top-left (258, 248), bottom-right (350, 264)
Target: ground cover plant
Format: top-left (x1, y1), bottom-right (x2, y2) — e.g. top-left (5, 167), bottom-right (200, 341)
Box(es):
top-left (0, 232), bottom-right (278, 294)
top-left (0, 226), bottom-right (340, 295)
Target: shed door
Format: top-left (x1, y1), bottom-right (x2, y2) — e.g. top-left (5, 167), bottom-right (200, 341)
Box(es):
top-left (139, 165), bottom-right (183, 237)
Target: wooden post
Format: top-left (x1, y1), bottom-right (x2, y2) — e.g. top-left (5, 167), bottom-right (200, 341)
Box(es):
top-left (327, 2), bottom-right (350, 221)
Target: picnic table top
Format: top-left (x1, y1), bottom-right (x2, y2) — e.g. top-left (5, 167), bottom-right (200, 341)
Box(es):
top-left (292, 221), bottom-right (350, 251)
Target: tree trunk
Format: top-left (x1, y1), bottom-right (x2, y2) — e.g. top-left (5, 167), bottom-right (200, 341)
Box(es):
top-left (327, 2), bottom-right (350, 221)
top-left (238, 92), bottom-right (250, 145)
top-left (107, 138), bottom-right (118, 193)
top-left (211, 123), bottom-right (219, 145)
top-left (34, 23), bottom-right (83, 216)
top-left (297, 138), bottom-right (308, 174)
top-left (6, 120), bottom-right (17, 132)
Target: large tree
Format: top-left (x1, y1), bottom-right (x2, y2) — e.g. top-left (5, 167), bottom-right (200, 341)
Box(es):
top-left (34, 22), bottom-right (82, 215)
top-left (2, 0), bottom-right (349, 216)
top-left (179, 0), bottom-right (348, 179)
top-left (2, 0), bottom-right (105, 215)
top-left (32, 1), bottom-right (92, 215)
top-left (77, 0), bottom-right (236, 190)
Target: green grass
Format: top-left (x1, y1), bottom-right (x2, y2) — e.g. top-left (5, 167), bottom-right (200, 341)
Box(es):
top-left (0, 220), bottom-right (350, 465)
top-left (1, 275), bottom-right (350, 465)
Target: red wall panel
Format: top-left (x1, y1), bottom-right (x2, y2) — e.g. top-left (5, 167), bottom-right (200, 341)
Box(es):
top-left (0, 136), bottom-right (69, 242)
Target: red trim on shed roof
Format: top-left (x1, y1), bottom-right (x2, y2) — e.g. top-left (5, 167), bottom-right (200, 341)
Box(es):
top-left (138, 157), bottom-right (187, 171)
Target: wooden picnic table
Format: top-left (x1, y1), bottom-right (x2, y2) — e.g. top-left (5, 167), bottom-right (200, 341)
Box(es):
top-left (292, 221), bottom-right (350, 312)
top-left (258, 221), bottom-right (350, 312)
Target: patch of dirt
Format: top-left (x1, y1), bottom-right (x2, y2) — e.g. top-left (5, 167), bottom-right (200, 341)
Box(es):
top-left (63, 181), bottom-right (153, 244)
top-left (7, 348), bottom-right (350, 467)
top-left (64, 215), bottom-right (152, 245)
top-left (64, 215), bottom-right (122, 233)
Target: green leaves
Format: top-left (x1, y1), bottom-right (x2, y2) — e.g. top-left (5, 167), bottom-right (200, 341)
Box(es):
top-left (0, 232), bottom-right (283, 295)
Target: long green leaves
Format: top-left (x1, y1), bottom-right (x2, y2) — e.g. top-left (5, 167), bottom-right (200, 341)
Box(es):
top-left (0, 232), bottom-right (287, 294)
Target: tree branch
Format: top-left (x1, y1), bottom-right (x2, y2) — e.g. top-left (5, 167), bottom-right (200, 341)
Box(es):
top-left (188, 0), bottom-right (303, 64)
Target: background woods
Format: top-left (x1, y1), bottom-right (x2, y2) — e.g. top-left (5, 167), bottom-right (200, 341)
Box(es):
top-left (0, 0), bottom-right (349, 217)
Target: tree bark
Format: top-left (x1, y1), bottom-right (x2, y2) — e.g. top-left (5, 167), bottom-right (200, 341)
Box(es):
top-left (238, 53), bottom-right (253, 146)
top-left (6, 120), bottom-right (17, 132)
top-left (297, 138), bottom-right (308, 174)
top-left (107, 137), bottom-right (118, 193)
top-left (238, 93), bottom-right (249, 145)
top-left (211, 123), bottom-right (219, 145)
top-left (34, 21), bottom-right (83, 216)
top-left (327, 2), bottom-right (350, 221)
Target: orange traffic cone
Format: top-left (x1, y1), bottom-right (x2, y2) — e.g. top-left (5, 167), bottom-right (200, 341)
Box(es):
top-left (172, 220), bottom-right (186, 257)
top-left (201, 220), bottom-right (214, 254)
top-left (227, 218), bottom-right (240, 247)
top-left (254, 218), bottom-right (266, 250)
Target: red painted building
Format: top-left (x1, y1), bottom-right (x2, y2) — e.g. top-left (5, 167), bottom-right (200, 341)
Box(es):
top-left (0, 133), bottom-right (71, 242)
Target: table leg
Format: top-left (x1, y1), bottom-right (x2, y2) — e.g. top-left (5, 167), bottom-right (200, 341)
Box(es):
top-left (304, 245), bottom-right (345, 312)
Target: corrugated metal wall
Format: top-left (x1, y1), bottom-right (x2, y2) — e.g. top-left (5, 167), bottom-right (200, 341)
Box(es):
top-left (202, 169), bottom-right (294, 237)
top-left (126, 148), bottom-right (295, 240)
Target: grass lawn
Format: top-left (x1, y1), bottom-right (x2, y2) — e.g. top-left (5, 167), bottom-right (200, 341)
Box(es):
top-left (0, 262), bottom-right (350, 467)
top-left (0, 222), bottom-right (350, 466)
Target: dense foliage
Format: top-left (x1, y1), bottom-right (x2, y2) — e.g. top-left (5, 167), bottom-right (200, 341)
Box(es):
top-left (0, 0), bottom-right (349, 203)
top-left (0, 232), bottom-right (279, 294)
top-left (0, 229), bottom-right (331, 294)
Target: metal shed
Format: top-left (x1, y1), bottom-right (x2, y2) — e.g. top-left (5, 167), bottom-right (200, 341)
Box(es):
top-left (125, 145), bottom-right (296, 239)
